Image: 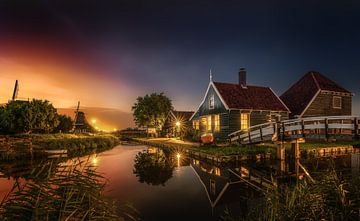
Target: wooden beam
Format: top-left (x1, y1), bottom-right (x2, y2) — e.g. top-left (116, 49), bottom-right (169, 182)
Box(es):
top-left (355, 117), bottom-right (359, 140)
top-left (325, 118), bottom-right (329, 141)
top-left (301, 119), bottom-right (305, 138)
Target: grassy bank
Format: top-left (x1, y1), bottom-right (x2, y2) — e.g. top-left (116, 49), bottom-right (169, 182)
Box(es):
top-left (134, 138), bottom-right (359, 157)
top-left (0, 134), bottom-right (120, 160)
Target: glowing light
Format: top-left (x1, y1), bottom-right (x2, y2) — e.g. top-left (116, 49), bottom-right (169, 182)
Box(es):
top-left (92, 156), bottom-right (98, 166)
top-left (176, 121), bottom-right (181, 127)
top-left (176, 153), bottom-right (181, 159)
top-left (91, 119), bottom-right (97, 124)
top-left (113, 128), bottom-right (117, 131)
top-left (95, 126), bottom-right (99, 130)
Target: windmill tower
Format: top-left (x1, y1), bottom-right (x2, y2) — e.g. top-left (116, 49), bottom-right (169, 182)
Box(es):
top-left (12, 80), bottom-right (19, 101)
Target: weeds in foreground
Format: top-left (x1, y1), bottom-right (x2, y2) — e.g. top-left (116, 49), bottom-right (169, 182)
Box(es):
top-left (222, 163), bottom-right (360, 221)
top-left (0, 157), bottom-right (138, 221)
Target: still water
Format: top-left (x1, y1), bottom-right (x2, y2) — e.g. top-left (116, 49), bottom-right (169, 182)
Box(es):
top-left (1, 144), bottom-right (360, 221)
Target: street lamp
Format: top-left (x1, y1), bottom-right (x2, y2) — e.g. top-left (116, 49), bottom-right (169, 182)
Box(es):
top-left (175, 121), bottom-right (181, 139)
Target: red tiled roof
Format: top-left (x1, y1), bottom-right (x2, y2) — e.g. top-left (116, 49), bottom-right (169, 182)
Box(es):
top-left (280, 71), bottom-right (351, 116)
top-left (213, 82), bottom-right (289, 111)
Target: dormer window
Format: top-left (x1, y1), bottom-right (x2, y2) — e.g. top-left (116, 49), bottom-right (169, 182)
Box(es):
top-left (333, 96), bottom-right (342, 109)
top-left (209, 95), bottom-right (214, 109)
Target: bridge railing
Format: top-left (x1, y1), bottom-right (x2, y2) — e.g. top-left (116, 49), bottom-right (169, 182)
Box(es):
top-left (228, 121), bottom-right (277, 144)
top-left (229, 115), bottom-right (359, 144)
top-left (280, 115), bottom-right (359, 138)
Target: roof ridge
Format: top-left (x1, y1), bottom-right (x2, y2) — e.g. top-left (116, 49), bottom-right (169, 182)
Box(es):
top-left (213, 81), bottom-right (269, 89)
top-left (310, 72), bottom-right (321, 90)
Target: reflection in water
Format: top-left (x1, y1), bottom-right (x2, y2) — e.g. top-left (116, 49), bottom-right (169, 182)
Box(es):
top-left (133, 148), bottom-right (175, 186)
top-left (0, 145), bottom-right (359, 221)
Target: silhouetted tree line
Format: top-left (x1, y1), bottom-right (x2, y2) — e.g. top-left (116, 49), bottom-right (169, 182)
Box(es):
top-left (0, 99), bottom-right (73, 134)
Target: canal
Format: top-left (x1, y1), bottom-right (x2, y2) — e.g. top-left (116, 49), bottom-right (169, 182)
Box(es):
top-left (1, 144), bottom-right (360, 220)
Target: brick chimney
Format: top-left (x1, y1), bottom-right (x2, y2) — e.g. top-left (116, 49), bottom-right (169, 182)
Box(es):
top-left (239, 68), bottom-right (247, 86)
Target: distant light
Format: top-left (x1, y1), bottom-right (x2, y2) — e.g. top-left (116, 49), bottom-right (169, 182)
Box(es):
top-left (91, 119), bottom-right (97, 124)
top-left (176, 121), bottom-right (181, 127)
top-left (176, 153), bottom-right (181, 159)
top-left (92, 157), bottom-right (98, 166)
top-left (113, 128), bottom-right (117, 131)
top-left (95, 126), bottom-right (99, 130)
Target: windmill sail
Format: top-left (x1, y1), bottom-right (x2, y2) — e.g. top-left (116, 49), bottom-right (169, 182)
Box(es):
top-left (12, 80), bottom-right (19, 101)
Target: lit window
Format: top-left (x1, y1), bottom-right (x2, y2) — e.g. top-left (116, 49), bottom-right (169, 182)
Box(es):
top-left (214, 114), bottom-right (220, 132)
top-left (241, 113), bottom-right (250, 130)
top-left (333, 96), bottom-right (342, 109)
top-left (201, 117), bottom-right (207, 130)
top-left (207, 115), bottom-right (212, 131)
top-left (209, 95), bottom-right (214, 109)
top-left (214, 167), bottom-right (221, 176)
top-left (193, 120), bottom-right (200, 130)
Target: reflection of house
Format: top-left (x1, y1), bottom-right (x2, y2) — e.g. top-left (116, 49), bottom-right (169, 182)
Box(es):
top-left (280, 71), bottom-right (353, 118)
top-left (190, 160), bottom-right (259, 212)
top-left (190, 69), bottom-right (289, 140)
top-left (163, 110), bottom-right (194, 137)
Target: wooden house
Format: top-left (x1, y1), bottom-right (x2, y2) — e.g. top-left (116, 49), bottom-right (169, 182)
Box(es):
top-left (190, 68), bottom-right (290, 140)
top-left (163, 110), bottom-right (194, 137)
top-left (280, 71), bottom-right (353, 118)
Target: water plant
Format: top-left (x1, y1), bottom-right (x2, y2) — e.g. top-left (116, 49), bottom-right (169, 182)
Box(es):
top-left (0, 157), bottom-right (137, 221)
top-left (221, 160), bottom-right (360, 221)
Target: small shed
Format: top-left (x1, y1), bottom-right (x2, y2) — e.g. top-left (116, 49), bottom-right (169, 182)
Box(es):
top-left (280, 71), bottom-right (353, 118)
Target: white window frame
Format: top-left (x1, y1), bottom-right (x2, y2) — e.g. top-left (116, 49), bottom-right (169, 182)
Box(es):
top-left (209, 95), bottom-right (215, 109)
top-left (333, 96), bottom-right (342, 109)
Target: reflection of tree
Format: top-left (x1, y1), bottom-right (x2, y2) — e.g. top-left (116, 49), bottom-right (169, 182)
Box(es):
top-left (133, 150), bottom-right (174, 186)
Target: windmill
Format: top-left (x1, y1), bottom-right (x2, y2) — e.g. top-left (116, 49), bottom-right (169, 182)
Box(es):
top-left (73, 101), bottom-right (81, 131)
top-left (12, 80), bottom-right (19, 101)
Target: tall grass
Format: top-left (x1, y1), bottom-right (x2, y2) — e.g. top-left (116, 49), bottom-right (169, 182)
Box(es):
top-left (0, 158), bottom-right (138, 221)
top-left (222, 162), bottom-right (360, 221)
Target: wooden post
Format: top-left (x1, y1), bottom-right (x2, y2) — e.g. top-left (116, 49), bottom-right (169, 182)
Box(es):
top-left (277, 143), bottom-right (285, 161)
top-left (325, 118), bottom-right (329, 141)
top-left (301, 120), bottom-right (305, 138)
top-left (248, 131), bottom-right (252, 144)
top-left (355, 117), bottom-right (359, 140)
top-left (291, 141), bottom-right (300, 159)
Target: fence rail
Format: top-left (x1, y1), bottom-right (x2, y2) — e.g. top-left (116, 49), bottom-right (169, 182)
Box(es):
top-left (229, 115), bottom-right (359, 145)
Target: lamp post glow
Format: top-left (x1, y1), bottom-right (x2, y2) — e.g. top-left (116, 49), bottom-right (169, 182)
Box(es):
top-left (176, 121), bottom-right (181, 127)
top-left (176, 153), bottom-right (181, 167)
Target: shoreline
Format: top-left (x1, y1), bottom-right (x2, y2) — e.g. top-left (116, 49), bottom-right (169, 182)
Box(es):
top-left (0, 134), bottom-right (120, 161)
top-left (132, 137), bottom-right (360, 162)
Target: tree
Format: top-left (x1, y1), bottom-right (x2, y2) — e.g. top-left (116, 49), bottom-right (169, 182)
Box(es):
top-left (0, 99), bottom-right (59, 134)
top-left (133, 150), bottom-right (174, 186)
top-left (55, 114), bottom-right (74, 133)
top-left (132, 92), bottom-right (173, 131)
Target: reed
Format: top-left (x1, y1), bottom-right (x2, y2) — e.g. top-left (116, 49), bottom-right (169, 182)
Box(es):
top-left (0, 157), bottom-right (138, 221)
top-left (222, 162), bottom-right (360, 221)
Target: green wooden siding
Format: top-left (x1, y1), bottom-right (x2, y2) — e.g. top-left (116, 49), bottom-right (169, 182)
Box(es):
top-left (191, 83), bottom-right (290, 140)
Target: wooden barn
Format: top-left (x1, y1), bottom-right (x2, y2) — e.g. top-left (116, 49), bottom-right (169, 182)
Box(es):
top-left (163, 110), bottom-right (194, 137)
top-left (280, 71), bottom-right (353, 118)
top-left (190, 68), bottom-right (290, 140)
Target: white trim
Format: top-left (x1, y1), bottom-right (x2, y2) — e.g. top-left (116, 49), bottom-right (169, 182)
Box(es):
top-left (189, 81), bottom-right (229, 120)
top-left (299, 89), bottom-right (321, 118)
top-left (332, 96), bottom-right (342, 109)
top-left (269, 87), bottom-right (291, 113)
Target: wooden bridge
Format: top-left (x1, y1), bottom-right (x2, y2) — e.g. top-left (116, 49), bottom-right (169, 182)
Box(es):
top-left (229, 115), bottom-right (359, 145)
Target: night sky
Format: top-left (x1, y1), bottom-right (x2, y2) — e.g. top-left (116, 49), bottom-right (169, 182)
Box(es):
top-left (0, 0), bottom-right (359, 128)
